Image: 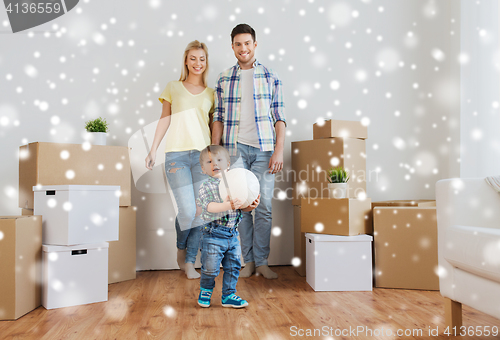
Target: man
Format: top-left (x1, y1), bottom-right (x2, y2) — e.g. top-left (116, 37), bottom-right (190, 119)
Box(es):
top-left (212, 23), bottom-right (286, 279)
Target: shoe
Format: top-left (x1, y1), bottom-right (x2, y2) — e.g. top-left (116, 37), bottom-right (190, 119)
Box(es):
top-left (198, 288), bottom-right (213, 308)
top-left (221, 294), bottom-right (248, 308)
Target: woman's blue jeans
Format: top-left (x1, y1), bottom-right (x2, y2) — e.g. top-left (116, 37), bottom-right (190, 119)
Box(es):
top-left (165, 150), bottom-right (207, 264)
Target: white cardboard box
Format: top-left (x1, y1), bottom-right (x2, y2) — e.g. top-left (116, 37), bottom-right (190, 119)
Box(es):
top-left (42, 242), bottom-right (108, 309)
top-left (305, 233), bottom-right (373, 292)
top-left (33, 185), bottom-right (119, 245)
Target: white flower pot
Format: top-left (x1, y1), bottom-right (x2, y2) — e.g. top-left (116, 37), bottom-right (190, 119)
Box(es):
top-left (328, 183), bottom-right (348, 199)
top-left (85, 132), bottom-right (107, 146)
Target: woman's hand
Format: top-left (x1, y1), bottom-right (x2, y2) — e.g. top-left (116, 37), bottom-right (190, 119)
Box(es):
top-left (145, 150), bottom-right (157, 170)
top-left (195, 205), bottom-right (202, 217)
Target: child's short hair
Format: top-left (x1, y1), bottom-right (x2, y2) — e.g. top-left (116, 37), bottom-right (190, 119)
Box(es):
top-left (199, 145), bottom-right (230, 164)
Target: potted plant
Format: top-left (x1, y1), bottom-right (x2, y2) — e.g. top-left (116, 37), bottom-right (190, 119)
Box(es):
top-left (327, 166), bottom-right (349, 199)
top-left (84, 117), bottom-right (109, 146)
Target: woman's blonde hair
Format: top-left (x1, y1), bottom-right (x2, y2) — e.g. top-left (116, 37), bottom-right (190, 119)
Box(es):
top-left (179, 40), bottom-right (209, 87)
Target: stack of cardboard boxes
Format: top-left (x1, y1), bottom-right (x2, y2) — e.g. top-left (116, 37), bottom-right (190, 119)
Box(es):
top-left (292, 120), bottom-right (373, 291)
top-left (0, 142), bottom-right (137, 317)
top-left (35, 184), bottom-right (119, 309)
top-left (19, 142), bottom-right (136, 286)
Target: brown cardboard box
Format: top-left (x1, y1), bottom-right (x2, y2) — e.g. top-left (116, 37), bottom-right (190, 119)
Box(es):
top-left (19, 142), bottom-right (131, 209)
top-left (108, 206), bottom-right (137, 284)
top-left (373, 206), bottom-right (439, 290)
top-left (313, 119), bottom-right (368, 140)
top-left (21, 209), bottom-right (34, 216)
top-left (0, 216), bottom-right (42, 320)
top-left (293, 206), bottom-right (306, 277)
top-left (300, 197), bottom-right (372, 236)
top-left (372, 200), bottom-right (436, 208)
top-left (291, 138), bottom-right (367, 205)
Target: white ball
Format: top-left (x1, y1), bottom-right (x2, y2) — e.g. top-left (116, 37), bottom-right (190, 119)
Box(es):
top-left (219, 168), bottom-right (260, 209)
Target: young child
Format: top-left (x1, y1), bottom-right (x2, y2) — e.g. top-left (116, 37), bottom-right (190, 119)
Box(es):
top-left (196, 145), bottom-right (260, 308)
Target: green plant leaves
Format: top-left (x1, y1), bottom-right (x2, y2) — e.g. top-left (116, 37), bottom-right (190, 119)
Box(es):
top-left (85, 117), bottom-right (109, 133)
top-left (327, 166), bottom-right (349, 183)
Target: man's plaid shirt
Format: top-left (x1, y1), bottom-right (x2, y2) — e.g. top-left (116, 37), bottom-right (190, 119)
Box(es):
top-left (196, 176), bottom-right (242, 228)
top-left (213, 60), bottom-right (286, 156)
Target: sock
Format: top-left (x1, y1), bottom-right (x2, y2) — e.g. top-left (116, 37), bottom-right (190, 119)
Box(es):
top-left (256, 265), bottom-right (278, 279)
top-left (185, 263), bottom-right (200, 279)
top-left (240, 262), bottom-right (255, 278)
top-left (177, 248), bottom-right (186, 271)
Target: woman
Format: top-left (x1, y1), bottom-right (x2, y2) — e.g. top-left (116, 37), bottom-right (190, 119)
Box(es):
top-left (145, 40), bottom-right (214, 279)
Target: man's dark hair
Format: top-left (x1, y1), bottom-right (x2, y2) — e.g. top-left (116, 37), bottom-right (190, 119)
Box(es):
top-left (231, 24), bottom-right (256, 43)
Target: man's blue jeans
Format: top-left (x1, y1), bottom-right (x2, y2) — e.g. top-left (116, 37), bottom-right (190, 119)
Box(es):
top-left (165, 150), bottom-right (207, 264)
top-left (199, 223), bottom-right (241, 295)
top-left (231, 143), bottom-right (275, 267)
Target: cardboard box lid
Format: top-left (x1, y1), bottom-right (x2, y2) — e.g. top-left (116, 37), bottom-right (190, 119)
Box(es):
top-left (42, 242), bottom-right (109, 252)
top-left (0, 215), bottom-right (39, 220)
top-left (33, 185), bottom-right (121, 192)
top-left (372, 200), bottom-right (435, 207)
top-left (305, 233), bottom-right (372, 242)
top-left (373, 206), bottom-right (436, 211)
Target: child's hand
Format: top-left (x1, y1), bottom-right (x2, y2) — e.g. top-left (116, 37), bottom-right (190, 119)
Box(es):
top-left (223, 196), bottom-right (238, 210)
top-left (231, 198), bottom-right (244, 210)
top-left (242, 195), bottom-right (260, 212)
top-left (223, 196), bottom-right (243, 210)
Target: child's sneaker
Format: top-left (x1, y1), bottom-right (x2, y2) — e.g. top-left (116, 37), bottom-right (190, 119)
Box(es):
top-left (198, 288), bottom-right (213, 308)
top-left (221, 293), bottom-right (248, 308)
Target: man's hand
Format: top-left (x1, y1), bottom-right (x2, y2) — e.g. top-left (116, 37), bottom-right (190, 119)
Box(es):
top-left (268, 149), bottom-right (283, 174)
top-left (242, 194), bottom-right (260, 212)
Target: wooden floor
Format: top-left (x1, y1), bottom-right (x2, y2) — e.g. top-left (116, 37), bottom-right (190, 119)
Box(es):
top-left (1, 266), bottom-right (499, 340)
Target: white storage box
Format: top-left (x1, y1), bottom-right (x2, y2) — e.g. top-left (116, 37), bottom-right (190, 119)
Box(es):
top-left (33, 185), bottom-right (120, 245)
top-left (305, 233), bottom-right (373, 291)
top-left (42, 242), bottom-right (109, 309)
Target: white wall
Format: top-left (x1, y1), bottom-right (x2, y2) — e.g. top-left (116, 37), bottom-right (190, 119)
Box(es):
top-left (0, 0), bottom-right (462, 269)
top-left (459, 0), bottom-right (500, 178)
